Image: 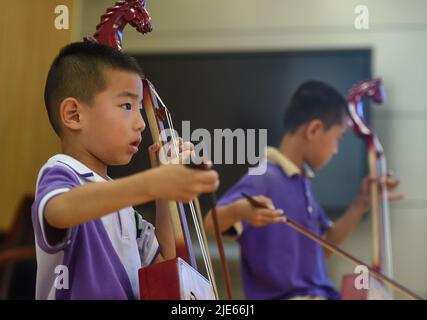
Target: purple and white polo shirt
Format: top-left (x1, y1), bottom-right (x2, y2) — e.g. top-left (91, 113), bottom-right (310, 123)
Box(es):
top-left (217, 147), bottom-right (339, 300)
top-left (31, 154), bottom-right (159, 300)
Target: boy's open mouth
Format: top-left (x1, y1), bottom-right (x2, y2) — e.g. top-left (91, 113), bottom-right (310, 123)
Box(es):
top-left (129, 138), bottom-right (141, 153)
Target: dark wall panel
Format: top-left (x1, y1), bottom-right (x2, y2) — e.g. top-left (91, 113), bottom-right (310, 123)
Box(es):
top-left (109, 50), bottom-right (371, 216)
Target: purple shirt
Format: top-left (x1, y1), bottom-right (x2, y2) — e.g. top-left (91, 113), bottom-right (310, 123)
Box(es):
top-left (32, 154), bottom-right (159, 300)
top-left (217, 160), bottom-right (340, 300)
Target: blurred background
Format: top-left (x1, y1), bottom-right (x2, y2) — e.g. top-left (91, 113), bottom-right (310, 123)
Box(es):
top-left (0, 0), bottom-right (426, 299)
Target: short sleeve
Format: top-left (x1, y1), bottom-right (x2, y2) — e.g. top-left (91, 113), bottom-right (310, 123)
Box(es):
top-left (32, 164), bottom-right (81, 253)
top-left (217, 171), bottom-right (268, 238)
top-left (135, 212), bottom-right (160, 267)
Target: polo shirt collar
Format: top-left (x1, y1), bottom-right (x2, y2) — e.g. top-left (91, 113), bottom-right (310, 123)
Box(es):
top-left (48, 154), bottom-right (107, 183)
top-left (266, 146), bottom-right (315, 178)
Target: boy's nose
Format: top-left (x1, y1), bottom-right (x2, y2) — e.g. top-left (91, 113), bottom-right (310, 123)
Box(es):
top-left (134, 110), bottom-right (146, 132)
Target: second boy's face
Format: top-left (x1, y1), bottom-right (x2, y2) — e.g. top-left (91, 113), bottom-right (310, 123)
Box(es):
top-left (306, 118), bottom-right (349, 170)
top-left (81, 69), bottom-right (145, 166)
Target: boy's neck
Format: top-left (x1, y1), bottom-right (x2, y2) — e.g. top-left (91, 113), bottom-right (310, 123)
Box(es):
top-left (278, 134), bottom-right (305, 170)
top-left (61, 142), bottom-right (108, 180)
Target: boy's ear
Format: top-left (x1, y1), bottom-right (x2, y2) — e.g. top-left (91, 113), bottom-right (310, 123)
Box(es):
top-left (304, 119), bottom-right (324, 141)
top-left (60, 98), bottom-right (83, 131)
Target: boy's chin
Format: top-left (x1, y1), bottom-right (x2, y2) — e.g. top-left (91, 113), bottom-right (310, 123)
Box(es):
top-left (108, 155), bottom-right (133, 166)
top-left (308, 155), bottom-right (334, 171)
top-left (307, 160), bottom-right (324, 171)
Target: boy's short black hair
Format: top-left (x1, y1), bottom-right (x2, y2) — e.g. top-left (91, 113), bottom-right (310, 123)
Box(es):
top-left (44, 41), bottom-right (143, 135)
top-left (283, 80), bottom-right (348, 134)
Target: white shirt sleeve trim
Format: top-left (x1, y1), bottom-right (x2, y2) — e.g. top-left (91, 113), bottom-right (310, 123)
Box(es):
top-left (38, 188), bottom-right (72, 251)
top-left (233, 221), bottom-right (244, 237)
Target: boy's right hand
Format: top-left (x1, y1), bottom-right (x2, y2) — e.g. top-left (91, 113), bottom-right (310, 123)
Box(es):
top-left (234, 195), bottom-right (283, 227)
top-left (147, 164), bottom-right (219, 202)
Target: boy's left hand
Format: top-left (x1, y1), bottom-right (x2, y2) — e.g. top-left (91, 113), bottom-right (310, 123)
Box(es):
top-left (353, 171), bottom-right (404, 214)
top-left (149, 138), bottom-right (195, 168)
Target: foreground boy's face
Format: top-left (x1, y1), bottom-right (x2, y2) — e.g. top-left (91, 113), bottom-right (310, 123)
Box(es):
top-left (306, 119), bottom-right (348, 170)
top-left (81, 68), bottom-right (145, 165)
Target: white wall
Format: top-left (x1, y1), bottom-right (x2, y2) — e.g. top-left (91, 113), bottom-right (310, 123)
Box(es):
top-left (79, 0), bottom-right (427, 298)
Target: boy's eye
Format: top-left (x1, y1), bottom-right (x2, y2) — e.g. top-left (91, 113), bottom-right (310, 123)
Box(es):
top-left (121, 103), bottom-right (132, 110)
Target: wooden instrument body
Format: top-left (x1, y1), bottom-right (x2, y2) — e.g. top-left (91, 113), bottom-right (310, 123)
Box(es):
top-left (341, 79), bottom-right (393, 300)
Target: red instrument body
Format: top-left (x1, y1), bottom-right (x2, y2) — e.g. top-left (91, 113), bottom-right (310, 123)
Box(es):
top-left (88, 0), bottom-right (218, 300)
top-left (341, 79), bottom-right (393, 300)
top-left (341, 274), bottom-right (391, 300)
top-left (139, 258), bottom-right (215, 300)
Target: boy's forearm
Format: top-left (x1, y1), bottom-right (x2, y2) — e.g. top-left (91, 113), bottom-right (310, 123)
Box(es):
top-left (45, 170), bottom-right (158, 229)
top-left (325, 204), bottom-right (366, 248)
top-left (154, 200), bottom-right (176, 261)
top-left (204, 201), bottom-right (242, 235)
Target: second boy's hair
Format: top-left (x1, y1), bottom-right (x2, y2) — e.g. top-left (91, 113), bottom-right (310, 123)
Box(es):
top-left (283, 80), bottom-right (348, 134)
top-left (44, 41), bottom-right (143, 135)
